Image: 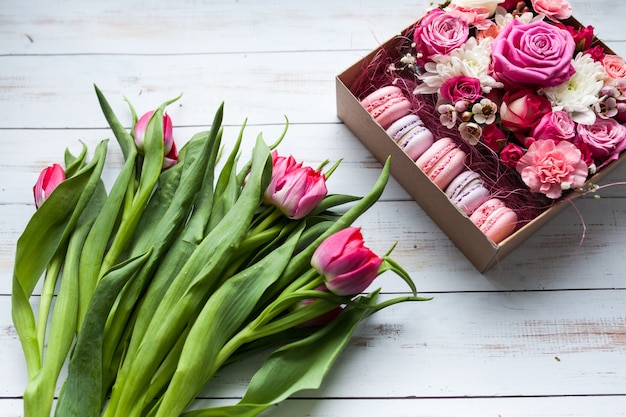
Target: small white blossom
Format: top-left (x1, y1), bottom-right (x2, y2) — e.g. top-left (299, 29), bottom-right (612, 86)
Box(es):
top-left (459, 121), bottom-right (482, 145)
top-left (438, 104), bottom-right (458, 129)
top-left (471, 98), bottom-right (497, 124)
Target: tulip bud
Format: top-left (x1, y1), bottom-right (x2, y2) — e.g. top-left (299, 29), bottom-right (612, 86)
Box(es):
top-left (311, 227), bottom-right (383, 296)
top-left (133, 110), bottom-right (174, 155)
top-left (162, 141), bottom-right (178, 170)
top-left (264, 151), bottom-right (327, 220)
top-left (33, 163), bottom-right (65, 209)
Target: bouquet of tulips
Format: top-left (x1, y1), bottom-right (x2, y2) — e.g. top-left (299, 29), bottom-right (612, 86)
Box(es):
top-left (12, 85), bottom-right (426, 417)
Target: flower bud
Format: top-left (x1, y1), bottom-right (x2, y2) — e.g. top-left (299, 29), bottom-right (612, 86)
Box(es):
top-left (133, 111), bottom-right (174, 155)
top-left (33, 163), bottom-right (65, 209)
top-left (264, 151), bottom-right (327, 219)
top-left (311, 227), bottom-right (383, 296)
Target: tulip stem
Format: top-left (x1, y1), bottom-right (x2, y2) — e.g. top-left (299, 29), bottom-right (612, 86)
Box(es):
top-left (35, 251), bottom-right (64, 359)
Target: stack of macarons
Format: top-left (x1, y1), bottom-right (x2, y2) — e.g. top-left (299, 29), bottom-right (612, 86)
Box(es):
top-left (444, 170), bottom-right (517, 243)
top-left (360, 85), bottom-right (518, 243)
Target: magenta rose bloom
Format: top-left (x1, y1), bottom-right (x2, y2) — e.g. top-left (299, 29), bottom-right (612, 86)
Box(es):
top-left (491, 19), bottom-right (576, 89)
top-left (439, 75), bottom-right (482, 104)
top-left (482, 123), bottom-right (508, 152)
top-left (500, 89), bottom-right (552, 135)
top-left (516, 139), bottom-right (588, 199)
top-left (414, 8), bottom-right (469, 66)
top-left (576, 118), bottom-right (626, 168)
top-left (531, 110), bottom-right (576, 142)
top-left (500, 143), bottom-right (525, 168)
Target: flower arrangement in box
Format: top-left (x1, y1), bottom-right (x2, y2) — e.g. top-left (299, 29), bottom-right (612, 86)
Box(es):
top-left (350, 0), bottom-right (626, 240)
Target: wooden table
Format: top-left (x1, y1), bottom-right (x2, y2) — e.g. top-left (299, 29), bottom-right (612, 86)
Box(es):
top-left (1, 1), bottom-right (625, 415)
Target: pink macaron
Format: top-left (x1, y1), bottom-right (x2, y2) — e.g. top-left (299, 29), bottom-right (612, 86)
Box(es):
top-left (360, 85), bottom-right (412, 129)
top-left (385, 114), bottom-right (435, 161)
top-left (415, 137), bottom-right (467, 190)
top-left (469, 198), bottom-right (518, 244)
top-left (445, 170), bottom-right (490, 215)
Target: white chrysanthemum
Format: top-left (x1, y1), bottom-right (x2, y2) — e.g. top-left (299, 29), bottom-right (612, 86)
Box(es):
top-left (414, 37), bottom-right (503, 95)
top-left (541, 52), bottom-right (605, 125)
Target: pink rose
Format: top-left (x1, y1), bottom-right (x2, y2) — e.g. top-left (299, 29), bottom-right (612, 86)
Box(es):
top-left (414, 8), bottom-right (469, 66)
top-left (439, 75), bottom-right (482, 104)
top-left (602, 54), bottom-right (626, 79)
top-left (444, 4), bottom-right (492, 30)
top-left (576, 118), bottom-right (626, 168)
top-left (516, 139), bottom-right (588, 199)
top-left (500, 89), bottom-right (552, 135)
top-left (531, 111), bottom-right (576, 142)
top-left (531, 0), bottom-right (573, 21)
top-left (500, 143), bottom-right (525, 168)
top-left (482, 123), bottom-right (507, 152)
top-left (491, 19), bottom-right (576, 89)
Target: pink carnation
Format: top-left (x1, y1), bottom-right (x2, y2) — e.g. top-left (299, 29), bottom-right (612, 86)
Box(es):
top-left (531, 0), bottom-right (573, 21)
top-left (516, 139), bottom-right (588, 199)
top-left (444, 4), bottom-right (492, 30)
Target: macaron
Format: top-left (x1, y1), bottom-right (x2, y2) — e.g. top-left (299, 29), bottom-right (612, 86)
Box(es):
top-left (385, 114), bottom-right (435, 161)
top-left (469, 198), bottom-right (518, 244)
top-left (360, 85), bottom-right (412, 129)
top-left (445, 170), bottom-right (490, 215)
top-left (415, 137), bottom-right (467, 189)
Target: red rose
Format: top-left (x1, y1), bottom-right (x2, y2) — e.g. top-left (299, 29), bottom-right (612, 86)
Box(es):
top-left (499, 0), bottom-right (521, 11)
top-left (500, 89), bottom-right (552, 135)
top-left (555, 23), bottom-right (594, 52)
top-left (586, 45), bottom-right (606, 62)
top-left (500, 142), bottom-right (525, 168)
top-left (440, 75), bottom-right (483, 104)
top-left (482, 123), bottom-right (507, 152)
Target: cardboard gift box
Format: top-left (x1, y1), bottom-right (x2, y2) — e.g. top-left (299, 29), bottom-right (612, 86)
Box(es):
top-left (336, 9), bottom-right (626, 272)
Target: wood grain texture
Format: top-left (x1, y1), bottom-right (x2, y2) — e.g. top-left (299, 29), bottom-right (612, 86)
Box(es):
top-left (1, 0), bottom-right (625, 415)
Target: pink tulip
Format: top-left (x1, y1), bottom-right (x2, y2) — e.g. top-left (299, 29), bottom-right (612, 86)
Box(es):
top-left (162, 141), bottom-right (178, 170)
top-left (311, 227), bottom-right (383, 296)
top-left (33, 163), bottom-right (65, 209)
top-left (133, 111), bottom-right (175, 156)
top-left (264, 151), bottom-right (327, 220)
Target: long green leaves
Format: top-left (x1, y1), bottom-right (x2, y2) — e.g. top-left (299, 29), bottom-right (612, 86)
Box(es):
top-left (13, 88), bottom-right (427, 417)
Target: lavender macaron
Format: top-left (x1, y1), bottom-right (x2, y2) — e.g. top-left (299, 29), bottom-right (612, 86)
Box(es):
top-left (445, 170), bottom-right (490, 216)
top-left (385, 114), bottom-right (435, 161)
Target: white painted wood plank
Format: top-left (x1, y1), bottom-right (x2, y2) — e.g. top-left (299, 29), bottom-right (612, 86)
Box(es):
top-left (2, 291), bottom-right (624, 399)
top-left (0, 52), bottom-right (364, 128)
top-left (1, 396), bottom-right (625, 417)
top-left (192, 396), bottom-right (626, 417)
